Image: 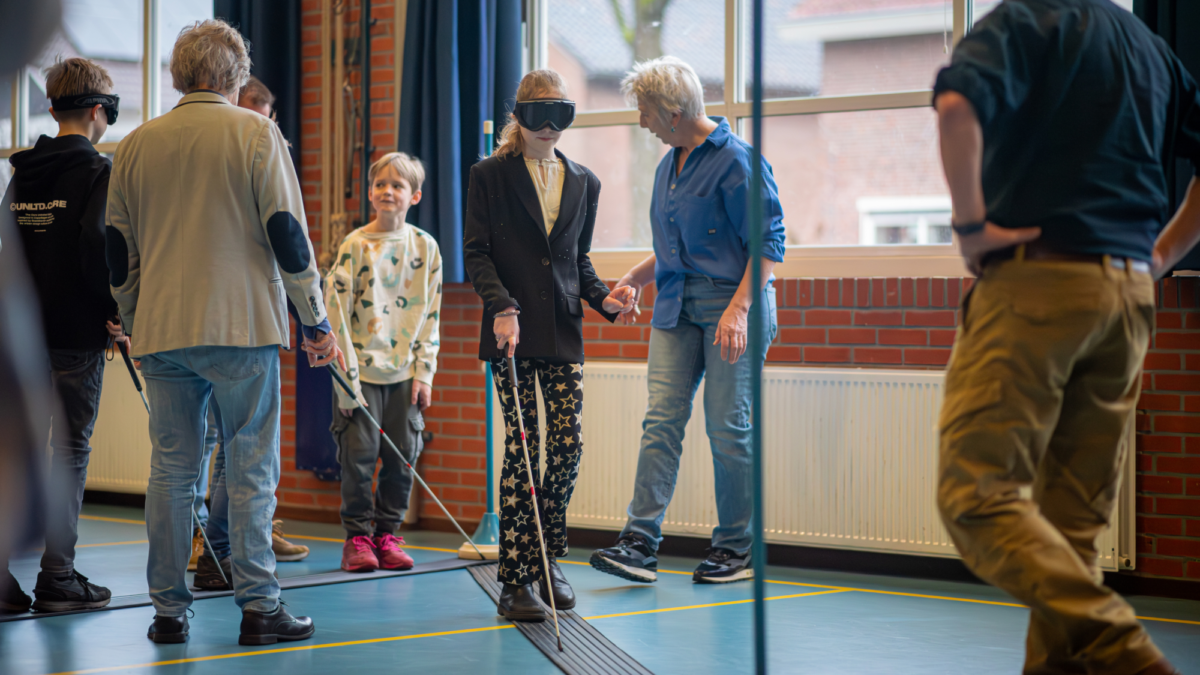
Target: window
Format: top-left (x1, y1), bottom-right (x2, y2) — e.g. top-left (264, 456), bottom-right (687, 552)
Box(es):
top-left (2, 0), bottom-right (214, 186)
top-left (539, 0), bottom-right (969, 254)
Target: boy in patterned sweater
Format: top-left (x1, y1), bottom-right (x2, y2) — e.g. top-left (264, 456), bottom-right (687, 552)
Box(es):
top-left (326, 152), bottom-right (442, 573)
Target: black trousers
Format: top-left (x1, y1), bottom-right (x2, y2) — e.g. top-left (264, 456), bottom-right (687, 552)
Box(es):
top-left (491, 358), bottom-right (584, 585)
top-left (44, 349), bottom-right (106, 574)
top-left (332, 379), bottom-right (424, 537)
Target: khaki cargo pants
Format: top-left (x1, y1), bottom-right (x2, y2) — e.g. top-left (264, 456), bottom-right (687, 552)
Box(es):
top-left (937, 250), bottom-right (1161, 675)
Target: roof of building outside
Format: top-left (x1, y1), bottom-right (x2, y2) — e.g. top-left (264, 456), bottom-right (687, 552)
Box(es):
top-left (791, 0), bottom-right (946, 21)
top-left (550, 0), bottom-right (820, 94)
top-left (61, 0), bottom-right (214, 63)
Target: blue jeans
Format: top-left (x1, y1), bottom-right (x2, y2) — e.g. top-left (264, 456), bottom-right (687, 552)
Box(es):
top-left (203, 400), bottom-right (231, 559)
top-left (621, 276), bottom-right (777, 555)
top-left (188, 404), bottom-right (219, 529)
top-left (42, 349), bottom-right (106, 574)
top-left (141, 346), bottom-right (280, 616)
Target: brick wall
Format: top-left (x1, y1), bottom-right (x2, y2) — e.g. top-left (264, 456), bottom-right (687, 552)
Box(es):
top-left (286, 4), bottom-right (1198, 583)
top-left (279, 0), bottom-right (397, 515)
top-left (1136, 277), bottom-right (1200, 580)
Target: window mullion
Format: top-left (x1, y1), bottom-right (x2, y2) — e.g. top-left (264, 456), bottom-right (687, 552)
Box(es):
top-left (14, 67), bottom-right (28, 148)
top-left (725, 0), bottom-right (739, 115)
top-left (143, 0), bottom-right (160, 123)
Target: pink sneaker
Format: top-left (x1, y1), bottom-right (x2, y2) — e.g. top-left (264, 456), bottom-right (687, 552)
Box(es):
top-left (373, 533), bottom-right (414, 570)
top-left (341, 535), bottom-right (379, 573)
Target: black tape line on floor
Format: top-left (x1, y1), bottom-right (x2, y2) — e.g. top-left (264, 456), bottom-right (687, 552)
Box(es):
top-left (468, 563), bottom-right (654, 675)
top-left (0, 556), bottom-right (491, 623)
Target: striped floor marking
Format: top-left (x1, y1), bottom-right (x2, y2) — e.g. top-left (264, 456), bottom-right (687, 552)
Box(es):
top-left (76, 540), bottom-right (149, 548)
top-left (45, 588), bottom-right (848, 675)
top-left (79, 515), bottom-right (146, 525)
top-left (75, 518), bottom-right (1200, 628)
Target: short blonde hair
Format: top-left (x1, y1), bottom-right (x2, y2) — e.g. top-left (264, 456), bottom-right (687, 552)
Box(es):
top-left (368, 152), bottom-right (425, 192)
top-left (45, 57), bottom-right (113, 99)
top-left (621, 56), bottom-right (705, 122)
top-left (494, 69), bottom-right (568, 158)
top-left (170, 19), bottom-right (251, 94)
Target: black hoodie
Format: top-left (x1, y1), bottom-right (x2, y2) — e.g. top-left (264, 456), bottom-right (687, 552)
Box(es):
top-left (3, 134), bottom-right (116, 350)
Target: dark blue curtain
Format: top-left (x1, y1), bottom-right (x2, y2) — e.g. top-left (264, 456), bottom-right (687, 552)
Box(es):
top-left (1137, 0), bottom-right (1200, 270)
top-left (398, 0), bottom-right (523, 284)
top-left (214, 0), bottom-right (301, 167)
top-left (217, 0), bottom-right (336, 477)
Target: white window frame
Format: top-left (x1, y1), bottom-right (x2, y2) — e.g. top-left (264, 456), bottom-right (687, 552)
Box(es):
top-left (530, 0), bottom-right (974, 279)
top-left (2, 0), bottom-right (165, 160)
top-left (858, 196), bottom-right (953, 246)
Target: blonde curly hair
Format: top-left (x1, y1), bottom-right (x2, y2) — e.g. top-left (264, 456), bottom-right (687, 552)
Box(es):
top-left (169, 19), bottom-right (251, 95)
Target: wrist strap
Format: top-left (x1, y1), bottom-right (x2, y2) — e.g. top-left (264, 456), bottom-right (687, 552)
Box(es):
top-left (952, 220), bottom-right (987, 237)
top-left (494, 309), bottom-right (520, 318)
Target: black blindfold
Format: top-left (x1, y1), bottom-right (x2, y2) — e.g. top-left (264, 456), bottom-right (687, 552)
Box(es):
top-left (51, 93), bottom-right (120, 125)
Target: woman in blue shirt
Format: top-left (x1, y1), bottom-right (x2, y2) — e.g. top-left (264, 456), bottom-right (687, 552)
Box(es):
top-left (588, 56), bottom-right (786, 585)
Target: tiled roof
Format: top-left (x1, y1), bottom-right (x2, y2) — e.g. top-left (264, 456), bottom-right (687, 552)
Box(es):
top-left (550, 0), bottom-right (820, 94)
top-left (790, 0), bottom-right (946, 20)
top-left (61, 0), bottom-right (213, 63)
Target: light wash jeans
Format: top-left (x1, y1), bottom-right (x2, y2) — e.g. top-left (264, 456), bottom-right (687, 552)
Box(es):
top-left (621, 275), bottom-right (777, 555)
top-left (203, 399), bottom-right (231, 560)
top-left (141, 345), bottom-right (280, 616)
top-left (188, 404), bottom-right (220, 529)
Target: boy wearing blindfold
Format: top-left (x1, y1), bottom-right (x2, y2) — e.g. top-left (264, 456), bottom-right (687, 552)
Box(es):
top-left (0, 57), bottom-right (123, 614)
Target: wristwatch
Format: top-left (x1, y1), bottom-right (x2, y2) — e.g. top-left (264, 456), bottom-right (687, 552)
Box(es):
top-left (951, 220), bottom-right (987, 237)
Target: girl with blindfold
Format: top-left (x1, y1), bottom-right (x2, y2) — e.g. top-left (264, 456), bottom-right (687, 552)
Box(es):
top-left (464, 69), bottom-right (636, 623)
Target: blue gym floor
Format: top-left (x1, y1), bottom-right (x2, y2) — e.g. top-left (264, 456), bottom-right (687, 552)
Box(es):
top-left (2, 505), bottom-right (1198, 674)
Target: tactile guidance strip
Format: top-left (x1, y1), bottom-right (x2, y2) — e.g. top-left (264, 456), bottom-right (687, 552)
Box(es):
top-left (2, 556), bottom-right (490, 623)
top-left (468, 563), bottom-right (654, 675)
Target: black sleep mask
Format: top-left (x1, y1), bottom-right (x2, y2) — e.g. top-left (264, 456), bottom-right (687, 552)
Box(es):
top-left (51, 93), bottom-right (119, 125)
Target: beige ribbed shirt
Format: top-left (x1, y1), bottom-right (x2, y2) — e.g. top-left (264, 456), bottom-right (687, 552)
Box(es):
top-left (524, 157), bottom-right (564, 234)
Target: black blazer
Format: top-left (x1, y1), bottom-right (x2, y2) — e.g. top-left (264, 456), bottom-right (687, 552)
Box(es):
top-left (464, 150), bottom-right (616, 363)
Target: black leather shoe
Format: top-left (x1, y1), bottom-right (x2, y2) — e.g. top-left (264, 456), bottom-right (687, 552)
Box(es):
top-left (193, 554), bottom-right (233, 591)
top-left (1, 570), bottom-right (32, 613)
top-left (239, 604), bottom-right (315, 645)
top-left (537, 559), bottom-right (576, 610)
top-left (147, 614), bottom-right (189, 643)
top-left (31, 570), bottom-right (111, 612)
top-left (497, 583), bottom-right (547, 622)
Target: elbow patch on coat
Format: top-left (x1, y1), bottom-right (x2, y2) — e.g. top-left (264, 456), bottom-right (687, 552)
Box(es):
top-left (105, 226), bottom-right (129, 287)
top-left (267, 211), bottom-right (312, 274)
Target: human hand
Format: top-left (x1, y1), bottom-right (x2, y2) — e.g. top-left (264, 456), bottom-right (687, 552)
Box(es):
top-left (614, 275), bottom-right (644, 325)
top-left (602, 286), bottom-right (637, 314)
top-left (715, 302), bottom-right (749, 364)
top-left (106, 320), bottom-right (131, 352)
top-left (494, 314), bottom-right (520, 357)
top-left (957, 222), bottom-right (1041, 276)
top-left (339, 407), bottom-right (355, 418)
top-left (412, 381), bottom-right (432, 411)
top-left (1152, 249), bottom-right (1167, 281)
top-left (302, 330), bottom-right (346, 369)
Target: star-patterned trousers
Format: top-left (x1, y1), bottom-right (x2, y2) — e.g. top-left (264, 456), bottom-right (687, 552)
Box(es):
top-left (490, 357), bottom-right (584, 586)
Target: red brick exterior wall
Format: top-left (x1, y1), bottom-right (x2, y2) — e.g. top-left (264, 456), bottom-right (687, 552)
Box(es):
top-left (285, 3), bottom-right (1198, 582)
top-left (1136, 278), bottom-right (1200, 580)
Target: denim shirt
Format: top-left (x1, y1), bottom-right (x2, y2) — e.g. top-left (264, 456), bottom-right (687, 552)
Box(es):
top-left (650, 117), bottom-right (786, 329)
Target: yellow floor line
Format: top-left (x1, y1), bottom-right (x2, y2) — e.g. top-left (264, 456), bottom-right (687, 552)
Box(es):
top-left (75, 540), bottom-right (148, 548)
top-left (79, 515), bottom-right (145, 525)
top-left (74, 520), bottom-right (1200, 627)
top-left (46, 624), bottom-right (515, 675)
top-left (585, 589), bottom-right (850, 621)
top-left (45, 587), bottom-right (847, 675)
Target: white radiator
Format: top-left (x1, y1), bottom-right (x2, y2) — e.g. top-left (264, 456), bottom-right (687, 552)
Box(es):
top-left (491, 362), bottom-right (1137, 571)
top-left (85, 358), bottom-right (153, 494)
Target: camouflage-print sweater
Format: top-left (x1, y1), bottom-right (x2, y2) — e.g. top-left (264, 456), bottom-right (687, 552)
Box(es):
top-left (325, 224), bottom-right (442, 409)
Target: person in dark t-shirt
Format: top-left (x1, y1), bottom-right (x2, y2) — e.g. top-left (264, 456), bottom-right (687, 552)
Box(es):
top-left (933, 2), bottom-right (1200, 674)
top-left (0, 57), bottom-right (126, 614)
